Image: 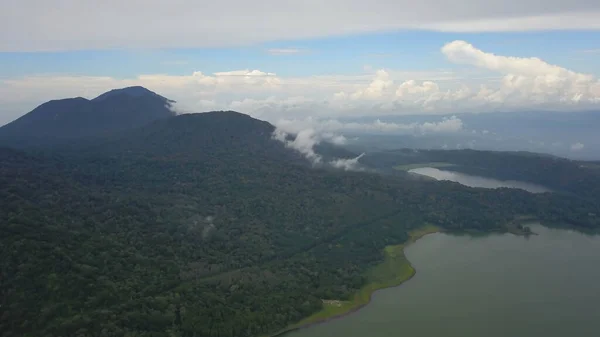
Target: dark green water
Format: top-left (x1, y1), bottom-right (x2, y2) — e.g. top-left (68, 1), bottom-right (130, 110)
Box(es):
top-left (287, 225), bottom-right (600, 337)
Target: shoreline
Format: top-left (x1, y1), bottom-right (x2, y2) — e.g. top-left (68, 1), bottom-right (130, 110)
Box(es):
top-left (267, 225), bottom-right (440, 337)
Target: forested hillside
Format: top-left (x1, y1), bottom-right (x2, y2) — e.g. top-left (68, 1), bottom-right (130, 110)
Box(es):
top-left (2, 112), bottom-right (600, 337)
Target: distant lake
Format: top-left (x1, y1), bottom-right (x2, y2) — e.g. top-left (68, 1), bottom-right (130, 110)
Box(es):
top-left (408, 167), bottom-right (550, 193)
top-left (287, 225), bottom-right (600, 337)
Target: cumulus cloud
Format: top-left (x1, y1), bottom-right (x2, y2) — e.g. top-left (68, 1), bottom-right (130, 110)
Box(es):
top-left (326, 40), bottom-right (600, 112)
top-left (2, 1), bottom-right (600, 51)
top-left (571, 142), bottom-right (585, 151)
top-left (396, 80), bottom-right (440, 98)
top-left (442, 40), bottom-right (600, 105)
top-left (345, 70), bottom-right (394, 100)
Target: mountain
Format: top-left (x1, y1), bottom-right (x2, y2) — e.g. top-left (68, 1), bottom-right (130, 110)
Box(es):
top-left (0, 86), bottom-right (176, 147)
top-left (75, 110), bottom-right (360, 171)
top-left (92, 86), bottom-right (172, 102)
top-left (107, 110), bottom-right (287, 156)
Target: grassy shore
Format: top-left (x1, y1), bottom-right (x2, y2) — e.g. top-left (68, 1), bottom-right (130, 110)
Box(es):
top-left (268, 224), bottom-right (440, 337)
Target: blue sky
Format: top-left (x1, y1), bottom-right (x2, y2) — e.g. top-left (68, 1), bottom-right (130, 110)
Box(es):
top-left (2, 31), bottom-right (600, 79)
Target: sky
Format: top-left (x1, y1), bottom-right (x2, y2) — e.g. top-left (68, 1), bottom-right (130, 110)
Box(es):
top-left (1, 0), bottom-right (600, 144)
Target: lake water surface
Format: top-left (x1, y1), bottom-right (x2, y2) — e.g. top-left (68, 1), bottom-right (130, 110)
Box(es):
top-left (287, 225), bottom-right (600, 337)
top-left (408, 167), bottom-right (550, 193)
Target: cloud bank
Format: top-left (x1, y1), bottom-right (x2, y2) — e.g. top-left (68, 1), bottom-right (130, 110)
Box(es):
top-left (2, 0), bottom-right (600, 51)
top-left (274, 116), bottom-right (464, 135)
top-left (2, 40), bottom-right (600, 126)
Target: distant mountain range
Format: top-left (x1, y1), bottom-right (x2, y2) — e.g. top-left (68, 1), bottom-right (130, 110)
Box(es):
top-left (0, 86), bottom-right (176, 147)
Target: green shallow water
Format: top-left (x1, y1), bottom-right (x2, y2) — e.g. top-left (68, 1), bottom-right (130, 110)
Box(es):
top-left (286, 225), bottom-right (600, 337)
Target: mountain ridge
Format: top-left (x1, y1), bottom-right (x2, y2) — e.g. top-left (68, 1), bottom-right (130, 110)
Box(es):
top-left (0, 86), bottom-right (176, 147)
top-left (73, 110), bottom-right (360, 171)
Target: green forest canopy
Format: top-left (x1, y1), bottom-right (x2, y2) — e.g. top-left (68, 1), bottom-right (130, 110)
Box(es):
top-left (2, 112), bottom-right (600, 337)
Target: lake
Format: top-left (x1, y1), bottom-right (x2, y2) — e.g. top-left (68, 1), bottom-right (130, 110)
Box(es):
top-left (286, 225), bottom-right (600, 337)
top-left (408, 167), bottom-right (550, 193)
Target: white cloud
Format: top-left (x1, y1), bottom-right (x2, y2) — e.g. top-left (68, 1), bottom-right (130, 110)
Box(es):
top-left (330, 153), bottom-right (366, 171)
top-left (325, 41), bottom-right (600, 112)
top-left (213, 70), bottom-right (278, 77)
top-left (442, 40), bottom-right (600, 105)
top-left (271, 127), bottom-right (353, 166)
top-left (282, 128), bottom-right (323, 164)
top-left (346, 70), bottom-right (394, 100)
top-left (420, 116), bottom-right (464, 133)
top-left (571, 142), bottom-right (585, 151)
top-left (271, 128), bottom-right (288, 142)
top-left (2, 1), bottom-right (600, 51)
top-left (443, 40), bottom-right (583, 77)
top-left (271, 127), bottom-right (366, 170)
top-left (325, 133), bottom-right (348, 145)
top-left (396, 80), bottom-right (440, 98)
